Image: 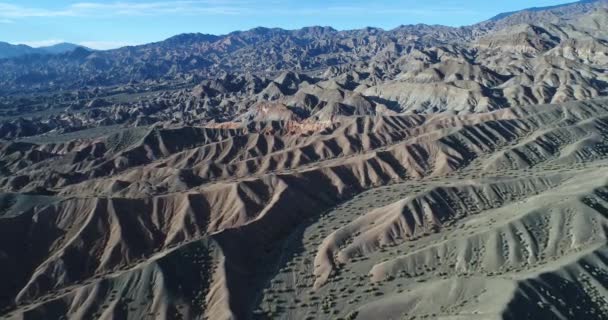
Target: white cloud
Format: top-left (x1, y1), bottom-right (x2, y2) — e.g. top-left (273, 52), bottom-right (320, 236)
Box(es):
top-left (0, 3), bottom-right (74, 18)
top-left (0, 18), bottom-right (13, 23)
top-left (78, 41), bottom-right (139, 50)
top-left (0, 1), bottom-right (250, 18)
top-left (17, 39), bottom-right (65, 48)
top-left (0, 1), bottom-right (479, 19)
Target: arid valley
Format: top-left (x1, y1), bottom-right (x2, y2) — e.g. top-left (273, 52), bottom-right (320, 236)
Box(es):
top-left (1, 1), bottom-right (608, 319)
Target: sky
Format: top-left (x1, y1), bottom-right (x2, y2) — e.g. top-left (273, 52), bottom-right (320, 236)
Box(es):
top-left (1, 0), bottom-right (576, 50)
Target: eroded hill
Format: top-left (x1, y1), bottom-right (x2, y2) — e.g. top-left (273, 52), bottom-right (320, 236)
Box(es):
top-left (1, 1), bottom-right (608, 320)
top-left (0, 98), bottom-right (607, 319)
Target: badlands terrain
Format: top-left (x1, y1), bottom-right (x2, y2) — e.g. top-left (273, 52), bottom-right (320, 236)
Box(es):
top-left (1, 0), bottom-right (608, 319)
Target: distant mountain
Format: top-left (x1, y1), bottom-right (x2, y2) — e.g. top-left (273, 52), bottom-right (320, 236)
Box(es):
top-left (0, 42), bottom-right (90, 59)
top-left (482, 0), bottom-right (608, 28)
top-left (489, 0), bottom-right (600, 20)
top-left (0, 0), bottom-right (606, 93)
top-left (0, 42), bottom-right (39, 59)
top-left (38, 42), bottom-right (89, 55)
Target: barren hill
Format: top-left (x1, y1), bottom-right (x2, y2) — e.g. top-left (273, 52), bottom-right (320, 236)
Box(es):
top-left (1, 1), bottom-right (608, 320)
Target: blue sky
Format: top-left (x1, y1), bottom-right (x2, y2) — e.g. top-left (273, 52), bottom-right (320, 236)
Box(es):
top-left (1, 0), bottom-right (575, 49)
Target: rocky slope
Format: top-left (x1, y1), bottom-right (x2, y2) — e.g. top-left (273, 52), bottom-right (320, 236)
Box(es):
top-left (1, 2), bottom-right (608, 141)
top-left (1, 1), bottom-right (608, 320)
top-left (1, 97), bottom-right (608, 320)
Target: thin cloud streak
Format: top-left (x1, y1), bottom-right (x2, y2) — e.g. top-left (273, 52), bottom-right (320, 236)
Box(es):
top-left (17, 39), bottom-right (65, 47)
top-left (0, 1), bottom-right (252, 18)
top-left (70, 1), bottom-right (250, 15)
top-left (0, 3), bottom-right (73, 17)
top-left (0, 1), bottom-right (481, 19)
top-left (269, 6), bottom-right (481, 17)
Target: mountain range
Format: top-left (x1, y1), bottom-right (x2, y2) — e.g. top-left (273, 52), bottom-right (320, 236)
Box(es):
top-left (1, 0), bottom-right (608, 95)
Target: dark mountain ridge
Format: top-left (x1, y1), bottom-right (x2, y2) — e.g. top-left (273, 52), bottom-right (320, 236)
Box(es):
top-left (0, 42), bottom-right (90, 59)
